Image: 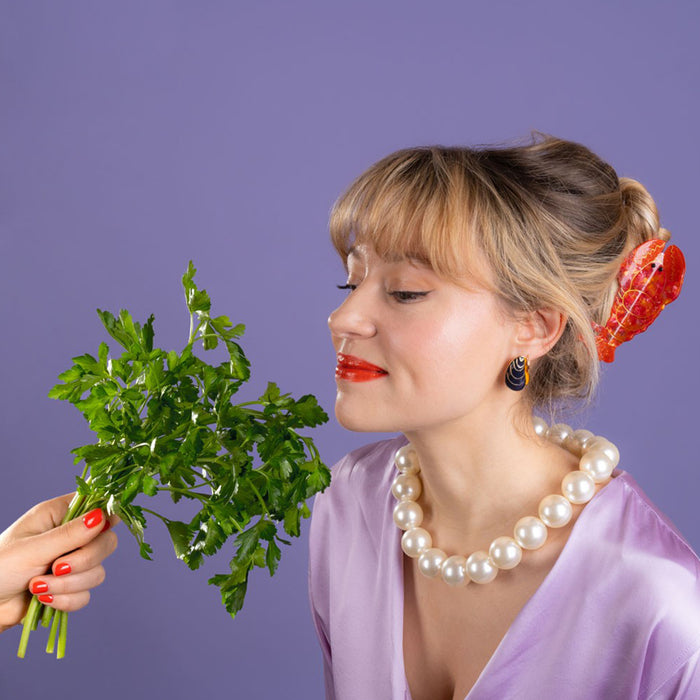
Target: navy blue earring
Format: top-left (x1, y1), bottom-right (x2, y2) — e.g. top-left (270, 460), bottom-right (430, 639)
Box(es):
top-left (505, 356), bottom-right (529, 391)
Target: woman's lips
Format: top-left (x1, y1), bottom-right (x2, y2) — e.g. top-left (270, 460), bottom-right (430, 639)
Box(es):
top-left (335, 353), bottom-right (388, 382)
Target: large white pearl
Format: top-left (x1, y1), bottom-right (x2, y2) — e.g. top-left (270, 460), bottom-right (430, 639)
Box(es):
top-left (579, 450), bottom-right (614, 483)
top-left (401, 528), bottom-right (432, 558)
top-left (489, 536), bottom-right (522, 569)
top-left (584, 437), bottom-right (620, 468)
top-left (441, 555), bottom-right (468, 586)
top-left (577, 432), bottom-right (598, 451)
top-left (532, 416), bottom-right (548, 437)
top-left (394, 446), bottom-right (420, 474)
top-left (466, 550), bottom-right (498, 584)
top-left (565, 429), bottom-right (595, 457)
top-left (514, 516), bottom-right (548, 550)
top-left (547, 423), bottom-right (573, 446)
top-left (393, 501), bottom-right (423, 530)
top-left (418, 547), bottom-right (447, 578)
top-left (391, 473), bottom-right (423, 501)
top-left (562, 470), bottom-right (596, 504)
top-left (538, 494), bottom-right (573, 528)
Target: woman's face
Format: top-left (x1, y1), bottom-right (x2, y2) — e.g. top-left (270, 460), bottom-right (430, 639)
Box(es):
top-left (328, 243), bottom-right (520, 433)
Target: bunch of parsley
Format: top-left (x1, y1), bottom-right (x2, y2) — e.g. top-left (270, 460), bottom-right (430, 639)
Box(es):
top-left (18, 262), bottom-right (330, 659)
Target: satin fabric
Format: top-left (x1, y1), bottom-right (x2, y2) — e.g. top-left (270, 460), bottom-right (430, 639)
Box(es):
top-left (308, 436), bottom-right (700, 699)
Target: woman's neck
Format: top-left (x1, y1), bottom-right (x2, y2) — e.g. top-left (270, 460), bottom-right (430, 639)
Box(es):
top-left (402, 406), bottom-right (579, 553)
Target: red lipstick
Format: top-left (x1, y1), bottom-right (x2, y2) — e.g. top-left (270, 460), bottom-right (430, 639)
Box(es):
top-left (335, 353), bottom-right (388, 382)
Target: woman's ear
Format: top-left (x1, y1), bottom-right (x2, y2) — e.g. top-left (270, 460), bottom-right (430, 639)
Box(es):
top-left (513, 308), bottom-right (567, 361)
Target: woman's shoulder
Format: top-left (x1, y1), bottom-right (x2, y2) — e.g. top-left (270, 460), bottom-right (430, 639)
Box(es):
top-left (579, 470), bottom-right (700, 643)
top-left (601, 471), bottom-right (700, 695)
top-left (609, 470), bottom-right (700, 577)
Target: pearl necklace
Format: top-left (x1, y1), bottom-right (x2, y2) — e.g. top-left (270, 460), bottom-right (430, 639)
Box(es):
top-left (391, 418), bottom-right (619, 586)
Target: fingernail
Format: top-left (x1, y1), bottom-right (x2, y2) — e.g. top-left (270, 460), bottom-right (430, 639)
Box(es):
top-left (55, 563), bottom-right (72, 577)
top-left (83, 508), bottom-right (103, 529)
top-left (102, 519), bottom-right (111, 532)
top-left (31, 581), bottom-right (49, 594)
top-left (38, 594), bottom-right (54, 604)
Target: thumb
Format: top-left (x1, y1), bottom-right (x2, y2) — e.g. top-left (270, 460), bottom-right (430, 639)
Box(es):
top-left (25, 508), bottom-right (107, 567)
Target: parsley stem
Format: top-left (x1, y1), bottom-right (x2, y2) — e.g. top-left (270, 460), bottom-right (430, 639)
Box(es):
top-left (17, 597), bottom-right (41, 658)
top-left (248, 481), bottom-right (269, 516)
top-left (41, 604), bottom-right (54, 628)
top-left (252, 469), bottom-right (271, 484)
top-left (45, 608), bottom-right (60, 655)
top-left (140, 506), bottom-right (168, 523)
top-left (141, 505), bottom-right (244, 535)
top-left (301, 435), bottom-right (321, 462)
top-left (194, 457), bottom-right (233, 484)
top-left (237, 406), bottom-right (266, 417)
top-left (57, 610), bottom-right (68, 659)
top-left (157, 486), bottom-right (209, 502)
top-left (63, 492), bottom-right (88, 525)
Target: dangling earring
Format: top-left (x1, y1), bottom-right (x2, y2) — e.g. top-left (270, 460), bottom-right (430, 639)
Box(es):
top-left (505, 356), bottom-right (529, 391)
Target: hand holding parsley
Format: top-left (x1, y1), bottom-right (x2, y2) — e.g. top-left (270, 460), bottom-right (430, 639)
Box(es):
top-left (0, 496), bottom-right (117, 634)
top-left (17, 262), bottom-right (330, 658)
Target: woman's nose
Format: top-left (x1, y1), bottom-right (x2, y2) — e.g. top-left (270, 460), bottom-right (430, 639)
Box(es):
top-left (328, 288), bottom-right (377, 340)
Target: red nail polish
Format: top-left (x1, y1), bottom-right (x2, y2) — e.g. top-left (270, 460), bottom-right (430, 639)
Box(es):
top-left (83, 508), bottom-right (103, 529)
top-left (55, 562), bottom-right (71, 577)
top-left (38, 594), bottom-right (54, 604)
top-left (31, 581), bottom-right (49, 595)
top-left (102, 519), bottom-right (111, 532)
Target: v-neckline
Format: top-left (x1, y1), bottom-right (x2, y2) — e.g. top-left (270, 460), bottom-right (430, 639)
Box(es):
top-left (397, 469), bottom-right (624, 700)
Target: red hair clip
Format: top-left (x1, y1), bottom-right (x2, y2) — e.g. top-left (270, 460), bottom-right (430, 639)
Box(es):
top-left (593, 238), bottom-right (685, 363)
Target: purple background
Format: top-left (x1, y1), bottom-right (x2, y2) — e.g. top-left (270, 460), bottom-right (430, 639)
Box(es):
top-left (1, 2), bottom-right (698, 697)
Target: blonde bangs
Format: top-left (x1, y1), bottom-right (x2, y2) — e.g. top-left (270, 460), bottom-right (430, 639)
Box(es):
top-left (329, 148), bottom-right (494, 291)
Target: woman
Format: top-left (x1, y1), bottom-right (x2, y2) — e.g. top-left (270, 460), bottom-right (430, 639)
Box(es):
top-left (0, 495), bottom-right (117, 634)
top-left (308, 135), bottom-right (700, 699)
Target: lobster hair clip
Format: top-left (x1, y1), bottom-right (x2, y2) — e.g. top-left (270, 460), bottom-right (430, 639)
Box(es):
top-left (593, 238), bottom-right (686, 363)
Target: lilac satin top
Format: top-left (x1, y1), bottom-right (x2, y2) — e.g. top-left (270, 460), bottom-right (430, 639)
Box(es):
top-left (308, 436), bottom-right (700, 699)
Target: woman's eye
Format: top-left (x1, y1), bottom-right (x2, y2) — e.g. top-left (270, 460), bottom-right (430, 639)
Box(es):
top-left (389, 291), bottom-right (429, 303)
top-left (336, 284), bottom-right (429, 303)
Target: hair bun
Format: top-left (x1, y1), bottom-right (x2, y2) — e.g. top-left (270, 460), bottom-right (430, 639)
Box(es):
top-left (656, 227), bottom-right (671, 242)
top-left (619, 177), bottom-right (661, 243)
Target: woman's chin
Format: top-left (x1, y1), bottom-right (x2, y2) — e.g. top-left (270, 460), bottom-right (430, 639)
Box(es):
top-left (334, 408), bottom-right (374, 432)
top-left (334, 401), bottom-right (391, 433)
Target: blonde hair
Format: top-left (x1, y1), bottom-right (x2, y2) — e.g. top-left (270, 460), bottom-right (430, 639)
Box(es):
top-left (329, 133), bottom-right (668, 417)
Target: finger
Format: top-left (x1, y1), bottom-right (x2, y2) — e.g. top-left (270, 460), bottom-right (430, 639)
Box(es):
top-left (5, 493), bottom-right (75, 539)
top-left (25, 508), bottom-right (109, 567)
top-left (51, 529), bottom-right (117, 577)
top-left (29, 565), bottom-right (106, 597)
top-left (37, 590), bottom-right (91, 613)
